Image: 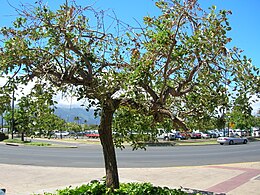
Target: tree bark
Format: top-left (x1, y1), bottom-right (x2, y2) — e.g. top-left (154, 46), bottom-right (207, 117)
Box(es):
top-left (21, 131), bottom-right (25, 142)
top-left (98, 104), bottom-right (119, 189)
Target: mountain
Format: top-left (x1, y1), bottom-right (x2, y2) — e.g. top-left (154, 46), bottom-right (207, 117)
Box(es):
top-left (54, 107), bottom-right (100, 125)
top-left (0, 107), bottom-right (100, 126)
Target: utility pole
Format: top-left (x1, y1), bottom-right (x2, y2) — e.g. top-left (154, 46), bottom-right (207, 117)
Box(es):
top-left (11, 89), bottom-right (15, 139)
top-left (1, 113), bottom-right (3, 133)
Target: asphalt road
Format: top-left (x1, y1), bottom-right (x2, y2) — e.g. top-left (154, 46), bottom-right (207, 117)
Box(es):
top-left (0, 141), bottom-right (260, 168)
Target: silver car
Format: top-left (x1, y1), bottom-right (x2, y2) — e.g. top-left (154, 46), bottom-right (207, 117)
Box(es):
top-left (217, 136), bottom-right (248, 145)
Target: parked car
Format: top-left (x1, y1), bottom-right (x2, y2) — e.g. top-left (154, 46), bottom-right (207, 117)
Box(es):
top-left (201, 132), bottom-right (210, 139)
top-left (54, 131), bottom-right (70, 138)
top-left (207, 131), bottom-right (219, 138)
top-left (180, 132), bottom-right (191, 139)
top-left (190, 132), bottom-right (201, 139)
top-left (85, 130), bottom-right (100, 139)
top-left (156, 129), bottom-right (175, 141)
top-left (217, 136), bottom-right (248, 145)
top-left (175, 132), bottom-right (186, 140)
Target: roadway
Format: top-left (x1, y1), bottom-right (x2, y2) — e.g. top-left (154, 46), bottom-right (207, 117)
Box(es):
top-left (0, 141), bottom-right (260, 168)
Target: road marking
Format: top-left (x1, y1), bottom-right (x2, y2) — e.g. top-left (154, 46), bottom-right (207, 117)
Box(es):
top-left (206, 166), bottom-right (260, 193)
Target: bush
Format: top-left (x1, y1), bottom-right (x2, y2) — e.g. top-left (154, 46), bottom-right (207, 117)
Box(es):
top-left (40, 181), bottom-right (189, 195)
top-left (0, 133), bottom-right (8, 141)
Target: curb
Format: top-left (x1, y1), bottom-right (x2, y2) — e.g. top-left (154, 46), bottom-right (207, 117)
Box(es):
top-left (183, 187), bottom-right (226, 195)
top-left (47, 145), bottom-right (78, 148)
top-left (5, 143), bottom-right (22, 146)
top-left (4, 142), bottom-right (77, 148)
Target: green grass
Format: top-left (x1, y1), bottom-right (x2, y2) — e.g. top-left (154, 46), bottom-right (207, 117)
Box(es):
top-left (4, 139), bottom-right (30, 144)
top-left (174, 139), bottom-right (217, 146)
top-left (58, 138), bottom-right (101, 144)
top-left (25, 142), bottom-right (52, 146)
top-left (4, 139), bottom-right (52, 146)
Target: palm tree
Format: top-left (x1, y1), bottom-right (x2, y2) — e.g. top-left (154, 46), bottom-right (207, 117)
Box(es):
top-left (74, 116), bottom-right (80, 124)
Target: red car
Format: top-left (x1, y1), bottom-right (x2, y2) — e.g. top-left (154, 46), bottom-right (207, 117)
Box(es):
top-left (190, 132), bottom-right (202, 139)
top-left (85, 130), bottom-right (100, 139)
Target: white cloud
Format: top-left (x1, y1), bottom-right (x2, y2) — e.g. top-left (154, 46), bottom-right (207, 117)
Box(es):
top-left (250, 95), bottom-right (260, 115)
top-left (0, 76), bottom-right (7, 87)
top-left (0, 76), bottom-right (86, 107)
top-left (55, 93), bottom-right (87, 108)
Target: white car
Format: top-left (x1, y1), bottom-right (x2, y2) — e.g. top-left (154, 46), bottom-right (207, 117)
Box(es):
top-left (201, 132), bottom-right (210, 139)
top-left (156, 129), bottom-right (175, 141)
top-left (217, 136), bottom-right (248, 145)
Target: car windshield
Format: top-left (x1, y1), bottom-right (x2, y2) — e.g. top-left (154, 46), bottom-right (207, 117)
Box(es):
top-left (230, 135), bottom-right (241, 138)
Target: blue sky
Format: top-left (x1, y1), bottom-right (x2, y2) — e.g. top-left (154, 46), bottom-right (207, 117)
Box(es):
top-left (1, 0), bottom-right (259, 112)
top-left (1, 0), bottom-right (259, 69)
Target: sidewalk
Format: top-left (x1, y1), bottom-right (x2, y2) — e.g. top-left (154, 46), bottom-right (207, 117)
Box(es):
top-left (0, 162), bottom-right (260, 195)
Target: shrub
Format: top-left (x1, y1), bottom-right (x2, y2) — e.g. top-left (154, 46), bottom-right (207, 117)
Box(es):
top-left (40, 181), bottom-right (189, 195)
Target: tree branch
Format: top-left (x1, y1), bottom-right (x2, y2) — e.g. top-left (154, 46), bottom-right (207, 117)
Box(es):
top-left (139, 82), bottom-right (158, 102)
top-left (65, 34), bottom-right (93, 77)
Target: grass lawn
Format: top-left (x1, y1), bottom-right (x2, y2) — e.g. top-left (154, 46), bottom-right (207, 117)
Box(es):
top-left (173, 138), bottom-right (218, 146)
top-left (4, 139), bottom-right (52, 147)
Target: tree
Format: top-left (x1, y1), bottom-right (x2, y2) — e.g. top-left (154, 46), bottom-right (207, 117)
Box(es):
top-left (229, 94), bottom-right (254, 130)
top-left (74, 116), bottom-right (80, 124)
top-left (0, 93), bottom-right (11, 115)
top-left (28, 84), bottom-right (58, 137)
top-left (16, 96), bottom-right (31, 141)
top-left (253, 113), bottom-right (260, 128)
top-left (0, 0), bottom-right (130, 189)
top-left (124, 0), bottom-right (259, 132)
top-left (0, 83), bottom-right (13, 133)
top-left (0, 90), bottom-right (11, 132)
top-left (2, 83), bottom-right (57, 140)
top-left (66, 121), bottom-right (81, 132)
top-left (0, 0), bottom-right (259, 190)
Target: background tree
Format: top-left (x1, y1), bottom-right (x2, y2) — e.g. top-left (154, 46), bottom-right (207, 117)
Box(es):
top-left (113, 107), bottom-right (157, 150)
top-left (74, 116), bottom-right (80, 124)
top-left (0, 91), bottom-right (11, 132)
top-left (0, 93), bottom-right (11, 115)
top-left (229, 94), bottom-right (254, 130)
top-left (66, 121), bottom-right (81, 133)
top-left (28, 84), bottom-right (57, 137)
top-left (0, 84), bottom-right (14, 134)
top-left (16, 96), bottom-right (31, 141)
top-left (253, 114), bottom-right (260, 128)
top-left (2, 83), bottom-right (57, 140)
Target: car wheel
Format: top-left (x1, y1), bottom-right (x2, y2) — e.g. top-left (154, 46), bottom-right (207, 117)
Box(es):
top-left (164, 136), bottom-right (169, 141)
top-left (229, 140), bottom-right (234, 145)
top-left (243, 140), bottom-right (248, 144)
top-left (220, 143), bottom-right (224, 145)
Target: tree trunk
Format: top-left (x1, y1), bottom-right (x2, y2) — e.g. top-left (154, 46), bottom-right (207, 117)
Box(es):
top-left (21, 131), bottom-right (24, 142)
top-left (98, 104), bottom-right (119, 189)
